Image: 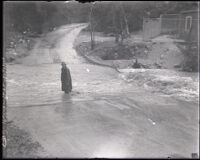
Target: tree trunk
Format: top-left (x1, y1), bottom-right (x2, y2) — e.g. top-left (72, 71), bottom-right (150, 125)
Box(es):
top-left (120, 4), bottom-right (130, 37)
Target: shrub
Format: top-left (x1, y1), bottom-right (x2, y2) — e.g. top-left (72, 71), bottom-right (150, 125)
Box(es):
top-left (180, 42), bottom-right (198, 72)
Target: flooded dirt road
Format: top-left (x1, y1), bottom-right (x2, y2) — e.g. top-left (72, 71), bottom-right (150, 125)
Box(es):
top-left (6, 24), bottom-right (199, 158)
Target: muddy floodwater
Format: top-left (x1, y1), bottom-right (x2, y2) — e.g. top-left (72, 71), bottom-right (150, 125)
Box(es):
top-left (7, 63), bottom-right (137, 107)
top-left (7, 63), bottom-right (199, 107)
top-left (6, 24), bottom-right (199, 158)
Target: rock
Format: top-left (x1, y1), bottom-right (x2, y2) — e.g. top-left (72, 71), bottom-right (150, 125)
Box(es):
top-left (174, 64), bottom-right (181, 68)
top-left (191, 153), bottom-right (198, 158)
top-left (154, 62), bottom-right (162, 68)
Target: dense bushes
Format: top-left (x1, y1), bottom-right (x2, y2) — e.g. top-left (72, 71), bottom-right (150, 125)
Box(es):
top-left (4, 1), bottom-right (198, 35)
top-left (182, 43), bottom-right (198, 72)
top-left (4, 1), bottom-right (91, 34)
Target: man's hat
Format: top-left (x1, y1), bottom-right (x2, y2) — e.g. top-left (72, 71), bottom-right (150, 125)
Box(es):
top-left (61, 62), bottom-right (66, 66)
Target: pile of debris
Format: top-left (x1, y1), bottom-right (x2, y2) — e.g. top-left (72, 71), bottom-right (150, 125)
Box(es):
top-left (5, 31), bottom-right (38, 62)
top-left (120, 69), bottom-right (199, 101)
top-left (77, 41), bottom-right (152, 61)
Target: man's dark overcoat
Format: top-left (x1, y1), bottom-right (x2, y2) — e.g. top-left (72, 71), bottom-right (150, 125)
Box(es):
top-left (61, 66), bottom-right (72, 93)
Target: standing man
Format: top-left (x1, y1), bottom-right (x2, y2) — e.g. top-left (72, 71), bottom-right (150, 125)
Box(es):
top-left (61, 62), bottom-right (72, 93)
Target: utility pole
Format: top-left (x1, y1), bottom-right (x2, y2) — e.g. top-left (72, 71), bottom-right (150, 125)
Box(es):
top-left (89, 2), bottom-right (95, 50)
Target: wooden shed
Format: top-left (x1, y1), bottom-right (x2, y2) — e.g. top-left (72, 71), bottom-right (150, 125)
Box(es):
top-left (179, 10), bottom-right (199, 42)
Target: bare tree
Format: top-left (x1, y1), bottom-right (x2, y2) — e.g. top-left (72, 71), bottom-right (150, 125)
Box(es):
top-left (120, 2), bottom-right (130, 37)
top-left (112, 2), bottom-right (130, 44)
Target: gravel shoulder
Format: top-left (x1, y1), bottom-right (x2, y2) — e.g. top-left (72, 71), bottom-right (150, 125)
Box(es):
top-left (5, 122), bottom-right (46, 158)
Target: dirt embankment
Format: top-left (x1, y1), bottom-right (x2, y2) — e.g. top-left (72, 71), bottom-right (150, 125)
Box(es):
top-left (5, 31), bottom-right (41, 63)
top-left (5, 122), bottom-right (45, 158)
top-left (75, 31), bottom-right (184, 70)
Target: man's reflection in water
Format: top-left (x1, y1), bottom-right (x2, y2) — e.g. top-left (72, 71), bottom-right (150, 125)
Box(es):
top-left (92, 140), bottom-right (129, 158)
top-left (55, 93), bottom-right (73, 116)
top-left (61, 93), bottom-right (72, 105)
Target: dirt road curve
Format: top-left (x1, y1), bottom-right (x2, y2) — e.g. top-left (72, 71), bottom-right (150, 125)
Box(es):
top-left (6, 24), bottom-right (199, 158)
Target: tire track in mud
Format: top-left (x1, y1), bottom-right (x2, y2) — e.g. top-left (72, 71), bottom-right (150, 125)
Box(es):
top-left (21, 24), bottom-right (86, 65)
